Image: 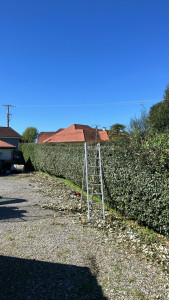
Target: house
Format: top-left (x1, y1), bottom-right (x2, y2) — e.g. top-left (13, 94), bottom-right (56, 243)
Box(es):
top-left (0, 140), bottom-right (16, 161)
top-left (0, 127), bottom-right (22, 151)
top-left (38, 132), bottom-right (57, 143)
top-left (38, 129), bottom-right (63, 144)
top-left (40, 124), bottom-right (109, 144)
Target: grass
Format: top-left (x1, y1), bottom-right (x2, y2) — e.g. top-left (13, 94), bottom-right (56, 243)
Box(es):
top-left (128, 277), bottom-right (136, 283)
top-left (111, 264), bottom-right (123, 277)
top-left (27, 234), bottom-right (35, 239)
top-left (8, 236), bottom-right (14, 241)
top-left (56, 249), bottom-right (71, 259)
top-left (135, 290), bottom-right (149, 300)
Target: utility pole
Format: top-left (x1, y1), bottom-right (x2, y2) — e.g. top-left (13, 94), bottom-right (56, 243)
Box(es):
top-left (95, 125), bottom-right (98, 144)
top-left (3, 105), bottom-right (15, 127)
top-left (93, 124), bottom-right (99, 144)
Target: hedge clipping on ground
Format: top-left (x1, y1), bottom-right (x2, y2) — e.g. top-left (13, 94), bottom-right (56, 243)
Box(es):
top-left (21, 138), bottom-right (169, 237)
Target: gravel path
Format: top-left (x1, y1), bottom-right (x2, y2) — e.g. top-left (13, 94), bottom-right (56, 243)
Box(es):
top-left (0, 173), bottom-right (168, 300)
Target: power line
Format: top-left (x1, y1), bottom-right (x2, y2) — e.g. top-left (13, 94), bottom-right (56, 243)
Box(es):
top-left (15, 99), bottom-right (169, 108)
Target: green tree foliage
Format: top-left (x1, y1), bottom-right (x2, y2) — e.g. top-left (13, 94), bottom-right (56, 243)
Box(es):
top-left (163, 84), bottom-right (169, 101)
top-left (108, 123), bottom-right (126, 139)
top-left (22, 127), bottom-right (39, 143)
top-left (129, 105), bottom-right (149, 136)
top-left (148, 84), bottom-right (169, 133)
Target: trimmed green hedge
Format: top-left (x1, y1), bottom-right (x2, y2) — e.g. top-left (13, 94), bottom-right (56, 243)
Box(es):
top-left (21, 138), bottom-right (169, 237)
top-left (101, 139), bottom-right (169, 236)
top-left (22, 143), bottom-right (84, 186)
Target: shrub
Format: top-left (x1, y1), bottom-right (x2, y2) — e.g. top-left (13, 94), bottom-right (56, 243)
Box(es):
top-left (22, 143), bottom-right (84, 186)
top-left (21, 139), bottom-right (169, 237)
top-left (101, 138), bottom-right (169, 236)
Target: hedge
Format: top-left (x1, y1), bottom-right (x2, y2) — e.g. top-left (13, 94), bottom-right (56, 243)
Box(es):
top-left (22, 143), bottom-right (84, 186)
top-left (21, 138), bottom-right (169, 237)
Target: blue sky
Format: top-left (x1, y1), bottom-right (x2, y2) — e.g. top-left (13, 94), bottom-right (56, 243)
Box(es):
top-left (0, 0), bottom-right (169, 135)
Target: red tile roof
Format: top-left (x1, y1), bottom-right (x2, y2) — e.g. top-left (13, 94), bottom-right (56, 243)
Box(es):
top-left (38, 129), bottom-right (64, 143)
top-left (0, 127), bottom-right (22, 138)
top-left (0, 139), bottom-right (16, 148)
top-left (44, 124), bottom-right (109, 143)
top-left (38, 132), bottom-right (57, 143)
top-left (98, 130), bottom-right (109, 141)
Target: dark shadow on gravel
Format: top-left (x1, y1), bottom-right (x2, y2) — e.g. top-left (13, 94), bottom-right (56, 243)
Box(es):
top-left (0, 255), bottom-right (107, 300)
top-left (0, 198), bottom-right (27, 221)
top-left (0, 198), bottom-right (27, 206)
top-left (0, 206), bottom-right (27, 221)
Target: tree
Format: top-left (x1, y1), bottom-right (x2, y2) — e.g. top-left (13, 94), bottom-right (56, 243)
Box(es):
top-left (148, 84), bottom-right (169, 133)
top-left (108, 123), bottom-right (126, 139)
top-left (163, 84), bottom-right (169, 101)
top-left (22, 127), bottom-right (39, 143)
top-left (129, 105), bottom-right (149, 135)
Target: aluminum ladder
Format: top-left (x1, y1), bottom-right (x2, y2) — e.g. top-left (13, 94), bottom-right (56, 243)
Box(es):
top-left (81, 142), bottom-right (105, 221)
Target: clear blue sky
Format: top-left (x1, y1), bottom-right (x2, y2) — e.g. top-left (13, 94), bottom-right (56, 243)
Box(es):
top-left (0, 0), bottom-right (169, 135)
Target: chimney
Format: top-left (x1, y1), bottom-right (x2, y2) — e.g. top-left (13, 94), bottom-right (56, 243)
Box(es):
top-left (102, 127), bottom-right (106, 131)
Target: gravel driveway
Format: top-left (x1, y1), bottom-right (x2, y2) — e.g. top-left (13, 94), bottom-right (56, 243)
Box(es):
top-left (0, 173), bottom-right (168, 300)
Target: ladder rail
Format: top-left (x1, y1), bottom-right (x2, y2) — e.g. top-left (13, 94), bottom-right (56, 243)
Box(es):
top-left (91, 144), bottom-right (98, 204)
top-left (84, 143), bottom-right (90, 220)
top-left (98, 144), bottom-right (105, 220)
top-left (80, 157), bottom-right (86, 208)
